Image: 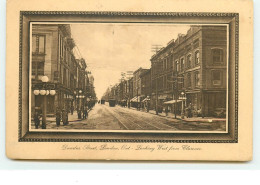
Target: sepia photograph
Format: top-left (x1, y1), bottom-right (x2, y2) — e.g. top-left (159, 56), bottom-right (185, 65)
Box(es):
top-left (5, 0), bottom-right (253, 160)
top-left (30, 22), bottom-right (228, 133)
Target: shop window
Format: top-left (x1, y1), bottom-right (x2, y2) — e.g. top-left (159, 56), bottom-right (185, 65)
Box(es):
top-left (212, 48), bottom-right (223, 65)
top-left (195, 51), bottom-right (200, 65)
top-left (212, 70), bottom-right (222, 86)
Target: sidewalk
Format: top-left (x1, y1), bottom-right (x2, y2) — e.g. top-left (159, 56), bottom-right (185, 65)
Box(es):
top-left (46, 111), bottom-right (88, 122)
top-left (127, 106), bottom-right (226, 123)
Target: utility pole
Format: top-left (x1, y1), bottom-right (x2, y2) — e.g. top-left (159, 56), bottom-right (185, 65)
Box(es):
top-left (168, 72), bottom-right (183, 119)
top-left (151, 45), bottom-right (163, 54)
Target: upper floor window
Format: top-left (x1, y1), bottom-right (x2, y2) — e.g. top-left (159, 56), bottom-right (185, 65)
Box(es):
top-left (180, 58), bottom-right (185, 72)
top-left (32, 35), bottom-right (45, 54)
top-left (195, 71), bottom-right (200, 87)
top-left (32, 61), bottom-right (44, 76)
top-left (212, 48), bottom-right (223, 65)
top-left (212, 70), bottom-right (222, 86)
top-left (195, 51), bottom-right (200, 65)
top-left (170, 55), bottom-right (174, 69)
top-left (175, 60), bottom-right (179, 72)
top-left (187, 54), bottom-right (191, 69)
top-left (187, 73), bottom-right (191, 87)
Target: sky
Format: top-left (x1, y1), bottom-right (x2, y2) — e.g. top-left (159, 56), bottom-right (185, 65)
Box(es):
top-left (70, 23), bottom-right (190, 99)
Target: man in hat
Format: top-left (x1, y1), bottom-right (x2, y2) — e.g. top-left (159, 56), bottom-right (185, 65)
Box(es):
top-left (34, 109), bottom-right (40, 129)
top-left (56, 107), bottom-right (61, 127)
top-left (62, 109), bottom-right (69, 125)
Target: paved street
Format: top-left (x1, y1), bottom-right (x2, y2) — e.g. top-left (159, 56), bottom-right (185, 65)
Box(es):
top-left (31, 103), bottom-right (226, 131)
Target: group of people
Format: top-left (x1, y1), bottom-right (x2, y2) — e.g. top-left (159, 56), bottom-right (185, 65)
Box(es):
top-left (77, 107), bottom-right (88, 119)
top-left (55, 108), bottom-right (69, 127)
top-left (33, 108), bottom-right (69, 129)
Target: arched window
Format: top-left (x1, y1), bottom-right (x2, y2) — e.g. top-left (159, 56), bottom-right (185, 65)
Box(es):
top-left (212, 48), bottom-right (223, 64)
top-left (195, 51), bottom-right (200, 65)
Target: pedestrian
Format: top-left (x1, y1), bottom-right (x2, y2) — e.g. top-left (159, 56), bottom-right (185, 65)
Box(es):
top-left (78, 109), bottom-right (82, 119)
top-left (62, 109), bottom-right (68, 125)
top-left (71, 105), bottom-right (74, 115)
top-left (56, 108), bottom-right (61, 127)
top-left (147, 101), bottom-right (150, 112)
top-left (34, 110), bottom-right (40, 129)
top-left (83, 107), bottom-right (88, 119)
top-left (165, 105), bottom-right (169, 116)
top-left (187, 103), bottom-right (192, 118)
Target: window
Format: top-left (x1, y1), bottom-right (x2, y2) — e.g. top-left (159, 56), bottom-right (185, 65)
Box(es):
top-left (32, 35), bottom-right (45, 54)
top-left (212, 70), bottom-right (222, 86)
top-left (187, 54), bottom-right (191, 69)
top-left (195, 71), bottom-right (200, 87)
top-left (32, 61), bottom-right (44, 76)
top-left (179, 74), bottom-right (184, 89)
top-left (195, 51), bottom-right (200, 65)
top-left (180, 58), bottom-right (184, 72)
top-left (175, 60), bottom-right (179, 72)
top-left (212, 48), bottom-right (223, 64)
top-left (170, 55), bottom-right (174, 69)
top-left (187, 73), bottom-right (191, 87)
top-left (63, 68), bottom-right (67, 86)
top-left (54, 71), bottom-right (59, 81)
top-left (32, 35), bottom-right (37, 53)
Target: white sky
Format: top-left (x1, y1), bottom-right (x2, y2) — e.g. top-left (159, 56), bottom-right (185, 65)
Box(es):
top-left (70, 23), bottom-right (190, 99)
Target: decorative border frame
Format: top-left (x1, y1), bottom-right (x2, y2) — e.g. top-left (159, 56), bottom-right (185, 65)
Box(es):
top-left (18, 11), bottom-right (239, 143)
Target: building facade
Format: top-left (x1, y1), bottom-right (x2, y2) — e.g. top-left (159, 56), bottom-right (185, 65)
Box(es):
top-left (150, 26), bottom-right (227, 116)
top-left (132, 68), bottom-right (149, 102)
top-left (31, 24), bottom-right (92, 116)
top-left (140, 69), bottom-right (151, 98)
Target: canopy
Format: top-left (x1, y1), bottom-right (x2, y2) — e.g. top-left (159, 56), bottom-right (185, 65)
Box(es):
top-left (130, 96), bottom-right (141, 102)
top-left (163, 99), bottom-right (182, 104)
top-left (142, 97), bottom-right (151, 102)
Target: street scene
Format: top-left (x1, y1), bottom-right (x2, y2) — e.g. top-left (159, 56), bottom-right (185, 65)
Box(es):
top-left (30, 23), bottom-right (227, 132)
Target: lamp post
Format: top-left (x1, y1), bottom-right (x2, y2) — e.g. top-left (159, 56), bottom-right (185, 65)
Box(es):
top-left (33, 76), bottom-right (56, 129)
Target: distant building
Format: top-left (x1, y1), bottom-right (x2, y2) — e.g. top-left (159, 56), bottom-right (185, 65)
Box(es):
top-left (132, 68), bottom-right (149, 102)
top-left (140, 69), bottom-right (151, 98)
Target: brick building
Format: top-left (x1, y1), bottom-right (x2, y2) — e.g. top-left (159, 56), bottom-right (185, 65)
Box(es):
top-left (150, 25), bottom-right (227, 116)
top-left (140, 69), bottom-right (151, 98)
top-left (132, 68), bottom-right (149, 103)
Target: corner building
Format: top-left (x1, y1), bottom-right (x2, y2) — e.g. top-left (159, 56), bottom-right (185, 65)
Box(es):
top-left (31, 24), bottom-right (88, 116)
top-left (150, 26), bottom-right (227, 117)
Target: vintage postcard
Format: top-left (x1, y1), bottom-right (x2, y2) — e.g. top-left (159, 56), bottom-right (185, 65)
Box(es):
top-left (6, 0), bottom-right (253, 161)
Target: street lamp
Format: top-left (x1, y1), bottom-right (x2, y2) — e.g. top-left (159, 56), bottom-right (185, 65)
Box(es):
top-left (33, 75), bottom-right (56, 129)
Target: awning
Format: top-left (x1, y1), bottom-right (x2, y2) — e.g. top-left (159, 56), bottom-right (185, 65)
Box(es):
top-left (142, 97), bottom-right (151, 102)
top-left (163, 99), bottom-right (182, 104)
top-left (130, 96), bottom-right (140, 102)
top-left (130, 97), bottom-right (137, 102)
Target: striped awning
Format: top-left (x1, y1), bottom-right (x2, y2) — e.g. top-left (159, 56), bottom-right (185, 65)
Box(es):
top-left (163, 99), bottom-right (182, 104)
